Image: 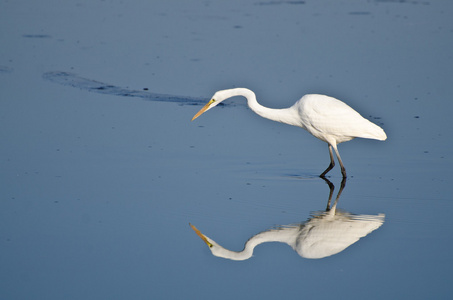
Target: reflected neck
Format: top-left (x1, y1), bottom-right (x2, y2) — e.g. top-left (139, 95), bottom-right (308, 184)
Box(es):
top-left (211, 228), bottom-right (295, 261)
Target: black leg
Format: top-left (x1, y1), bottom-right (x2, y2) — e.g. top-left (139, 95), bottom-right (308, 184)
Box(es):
top-left (321, 176), bottom-right (347, 211)
top-left (320, 145), bottom-right (335, 177)
top-left (329, 176), bottom-right (347, 211)
top-left (337, 177), bottom-right (347, 200)
top-left (320, 177), bottom-right (334, 211)
top-left (333, 146), bottom-right (347, 178)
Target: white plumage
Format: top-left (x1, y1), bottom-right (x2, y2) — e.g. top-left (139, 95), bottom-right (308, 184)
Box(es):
top-left (190, 211), bottom-right (384, 260)
top-left (192, 88), bottom-right (387, 177)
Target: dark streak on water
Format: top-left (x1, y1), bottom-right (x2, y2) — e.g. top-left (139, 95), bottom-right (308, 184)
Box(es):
top-left (42, 71), bottom-right (216, 106)
top-left (255, 1), bottom-right (305, 5)
top-left (22, 34), bottom-right (52, 38)
top-left (0, 66), bottom-right (13, 73)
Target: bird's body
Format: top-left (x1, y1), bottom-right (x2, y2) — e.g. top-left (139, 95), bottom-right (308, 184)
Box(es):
top-left (192, 88), bottom-right (386, 177)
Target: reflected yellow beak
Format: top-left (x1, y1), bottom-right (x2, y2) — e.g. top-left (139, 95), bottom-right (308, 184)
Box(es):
top-left (191, 99), bottom-right (215, 121)
top-left (189, 223), bottom-right (213, 248)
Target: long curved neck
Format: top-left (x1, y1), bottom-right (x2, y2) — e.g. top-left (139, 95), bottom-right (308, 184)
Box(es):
top-left (226, 88), bottom-right (300, 126)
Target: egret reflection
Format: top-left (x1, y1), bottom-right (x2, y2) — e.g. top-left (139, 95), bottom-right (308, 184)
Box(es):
top-left (190, 178), bottom-right (384, 260)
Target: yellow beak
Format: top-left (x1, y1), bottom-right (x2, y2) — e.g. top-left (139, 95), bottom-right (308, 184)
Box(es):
top-left (189, 223), bottom-right (213, 248)
top-left (191, 99), bottom-right (215, 121)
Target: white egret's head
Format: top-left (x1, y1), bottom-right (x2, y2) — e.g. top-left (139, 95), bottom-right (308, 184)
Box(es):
top-left (191, 89), bottom-right (238, 121)
top-left (190, 223), bottom-right (216, 249)
top-left (191, 96), bottom-right (223, 121)
top-left (189, 223), bottom-right (253, 261)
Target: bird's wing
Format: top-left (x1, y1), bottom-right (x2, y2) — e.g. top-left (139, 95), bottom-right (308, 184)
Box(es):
top-left (298, 95), bottom-right (383, 141)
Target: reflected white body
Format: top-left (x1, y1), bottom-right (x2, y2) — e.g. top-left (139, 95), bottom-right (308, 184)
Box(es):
top-left (192, 88), bottom-right (387, 177)
top-left (190, 177), bottom-right (385, 260)
top-left (191, 210), bottom-right (384, 261)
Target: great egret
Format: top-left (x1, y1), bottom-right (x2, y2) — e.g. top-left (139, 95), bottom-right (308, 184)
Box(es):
top-left (190, 178), bottom-right (385, 260)
top-left (192, 88), bottom-right (387, 177)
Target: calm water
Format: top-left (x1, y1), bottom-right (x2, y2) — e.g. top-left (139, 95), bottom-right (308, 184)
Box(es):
top-left (1, 0), bottom-right (452, 299)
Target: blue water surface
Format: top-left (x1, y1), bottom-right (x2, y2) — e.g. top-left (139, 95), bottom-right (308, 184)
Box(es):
top-left (1, 0), bottom-right (452, 299)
